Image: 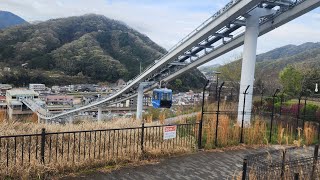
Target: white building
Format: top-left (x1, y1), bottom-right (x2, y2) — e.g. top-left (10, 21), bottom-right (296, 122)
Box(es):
top-left (29, 84), bottom-right (46, 92)
top-left (6, 89), bottom-right (40, 120)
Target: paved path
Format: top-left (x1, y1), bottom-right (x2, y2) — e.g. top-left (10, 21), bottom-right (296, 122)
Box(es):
top-left (63, 147), bottom-right (270, 180)
top-left (165, 112), bottom-right (199, 124)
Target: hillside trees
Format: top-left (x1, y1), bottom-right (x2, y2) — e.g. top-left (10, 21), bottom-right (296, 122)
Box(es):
top-left (0, 14), bottom-right (206, 91)
top-left (217, 60), bottom-right (241, 91)
top-left (279, 65), bottom-right (303, 97)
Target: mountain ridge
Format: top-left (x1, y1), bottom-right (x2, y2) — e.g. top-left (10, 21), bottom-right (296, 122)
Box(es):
top-left (200, 42), bottom-right (320, 94)
top-left (0, 14), bottom-right (206, 90)
top-left (256, 42), bottom-right (320, 62)
top-left (0, 10), bottom-right (27, 29)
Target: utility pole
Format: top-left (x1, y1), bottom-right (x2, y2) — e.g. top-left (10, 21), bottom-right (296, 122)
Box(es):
top-left (140, 61), bottom-right (142, 74)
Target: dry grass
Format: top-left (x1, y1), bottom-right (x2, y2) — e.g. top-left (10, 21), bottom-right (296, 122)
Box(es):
top-left (202, 113), bottom-right (318, 148)
top-left (146, 114), bottom-right (153, 124)
top-left (203, 115), bottom-right (268, 147)
top-left (276, 122), bottom-right (295, 145)
top-left (304, 122), bottom-right (318, 145)
top-left (0, 118), bottom-right (146, 136)
top-left (0, 116), bottom-right (198, 179)
top-left (159, 113), bottom-right (165, 125)
top-left (0, 111), bottom-right (6, 123)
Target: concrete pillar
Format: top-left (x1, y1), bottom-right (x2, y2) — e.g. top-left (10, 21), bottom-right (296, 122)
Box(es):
top-left (136, 84), bottom-right (144, 122)
top-left (68, 116), bottom-right (73, 124)
top-left (237, 8), bottom-right (273, 125)
top-left (97, 107), bottom-right (102, 122)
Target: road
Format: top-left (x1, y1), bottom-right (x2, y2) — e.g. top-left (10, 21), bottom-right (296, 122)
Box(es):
top-left (62, 146), bottom-right (271, 180)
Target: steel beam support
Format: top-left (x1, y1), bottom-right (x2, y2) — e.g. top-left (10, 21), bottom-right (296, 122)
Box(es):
top-left (213, 33), bottom-right (233, 38)
top-left (237, 9), bottom-right (262, 125)
top-left (68, 116), bottom-right (73, 124)
top-left (161, 0), bottom-right (320, 84)
top-left (232, 19), bottom-right (246, 26)
top-left (136, 83), bottom-right (145, 122)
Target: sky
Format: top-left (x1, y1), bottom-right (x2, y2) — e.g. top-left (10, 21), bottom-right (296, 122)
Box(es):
top-left (1, 0), bottom-right (320, 66)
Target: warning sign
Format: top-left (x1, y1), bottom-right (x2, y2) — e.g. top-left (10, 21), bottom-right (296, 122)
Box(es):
top-left (163, 126), bottom-right (177, 140)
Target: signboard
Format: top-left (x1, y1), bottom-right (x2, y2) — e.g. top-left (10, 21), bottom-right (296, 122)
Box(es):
top-left (163, 126), bottom-right (177, 140)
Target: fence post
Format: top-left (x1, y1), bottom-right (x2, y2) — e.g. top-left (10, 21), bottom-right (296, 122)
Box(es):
top-left (279, 94), bottom-right (283, 117)
top-left (141, 123), bottom-right (145, 155)
top-left (281, 149), bottom-right (286, 179)
top-left (198, 80), bottom-right (209, 149)
top-left (311, 144), bottom-right (319, 179)
top-left (294, 173), bottom-right (299, 180)
top-left (242, 158), bottom-right (247, 180)
top-left (318, 122), bottom-right (320, 142)
top-left (269, 89), bottom-right (279, 143)
top-left (260, 89), bottom-right (264, 107)
top-left (296, 94), bottom-right (302, 139)
top-left (303, 97), bottom-right (307, 131)
top-left (41, 128), bottom-right (46, 164)
top-left (240, 85), bottom-right (250, 144)
top-left (215, 82), bottom-right (224, 147)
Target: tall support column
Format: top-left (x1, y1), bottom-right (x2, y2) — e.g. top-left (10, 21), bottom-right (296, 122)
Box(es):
top-left (136, 84), bottom-right (144, 122)
top-left (237, 8), bottom-right (273, 125)
top-left (97, 107), bottom-right (102, 122)
top-left (68, 116), bottom-right (73, 124)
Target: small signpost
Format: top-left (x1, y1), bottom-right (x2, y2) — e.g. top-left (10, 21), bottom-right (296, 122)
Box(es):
top-left (163, 126), bottom-right (177, 140)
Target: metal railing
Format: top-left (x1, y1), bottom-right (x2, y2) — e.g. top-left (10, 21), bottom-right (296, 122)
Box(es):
top-left (242, 145), bottom-right (320, 179)
top-left (0, 123), bottom-right (199, 172)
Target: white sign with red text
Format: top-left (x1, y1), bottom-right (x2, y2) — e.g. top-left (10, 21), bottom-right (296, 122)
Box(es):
top-left (163, 126), bottom-right (177, 140)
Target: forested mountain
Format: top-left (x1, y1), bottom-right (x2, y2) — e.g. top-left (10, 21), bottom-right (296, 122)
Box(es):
top-left (203, 42), bottom-right (320, 94)
top-left (0, 11), bottom-right (27, 29)
top-left (256, 42), bottom-right (320, 62)
top-left (255, 43), bottom-right (320, 93)
top-left (0, 14), bottom-right (206, 90)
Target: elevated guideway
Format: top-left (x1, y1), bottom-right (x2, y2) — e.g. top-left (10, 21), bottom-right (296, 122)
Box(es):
top-left (22, 99), bottom-right (49, 117)
top-left (31, 0), bottom-right (319, 121)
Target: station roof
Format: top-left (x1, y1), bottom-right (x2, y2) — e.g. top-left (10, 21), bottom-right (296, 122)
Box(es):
top-left (10, 100), bottom-right (23, 106)
top-left (7, 89), bottom-right (39, 96)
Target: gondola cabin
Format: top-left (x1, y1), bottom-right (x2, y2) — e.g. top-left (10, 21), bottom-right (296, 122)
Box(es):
top-left (152, 89), bottom-right (172, 108)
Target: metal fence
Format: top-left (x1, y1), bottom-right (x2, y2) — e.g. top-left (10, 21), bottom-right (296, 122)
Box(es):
top-left (242, 145), bottom-right (320, 179)
top-left (0, 122), bottom-right (199, 174)
top-left (200, 80), bottom-right (320, 147)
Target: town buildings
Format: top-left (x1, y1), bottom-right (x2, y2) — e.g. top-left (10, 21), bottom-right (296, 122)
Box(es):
top-left (29, 84), bottom-right (46, 92)
top-left (45, 95), bottom-right (74, 113)
top-left (6, 89), bottom-right (40, 120)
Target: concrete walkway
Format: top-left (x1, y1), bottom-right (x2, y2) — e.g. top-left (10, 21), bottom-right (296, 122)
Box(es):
top-left (165, 112), bottom-right (199, 124)
top-left (63, 147), bottom-right (269, 180)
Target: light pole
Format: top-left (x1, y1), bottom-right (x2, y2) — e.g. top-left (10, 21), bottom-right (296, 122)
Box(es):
top-left (215, 72), bottom-right (221, 101)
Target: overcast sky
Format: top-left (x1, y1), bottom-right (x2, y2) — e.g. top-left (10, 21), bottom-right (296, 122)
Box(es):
top-left (1, 0), bottom-right (320, 66)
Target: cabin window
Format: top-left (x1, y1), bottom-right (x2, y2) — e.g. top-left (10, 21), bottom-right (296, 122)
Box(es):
top-left (153, 92), bottom-right (159, 100)
top-left (161, 93), bottom-right (171, 101)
